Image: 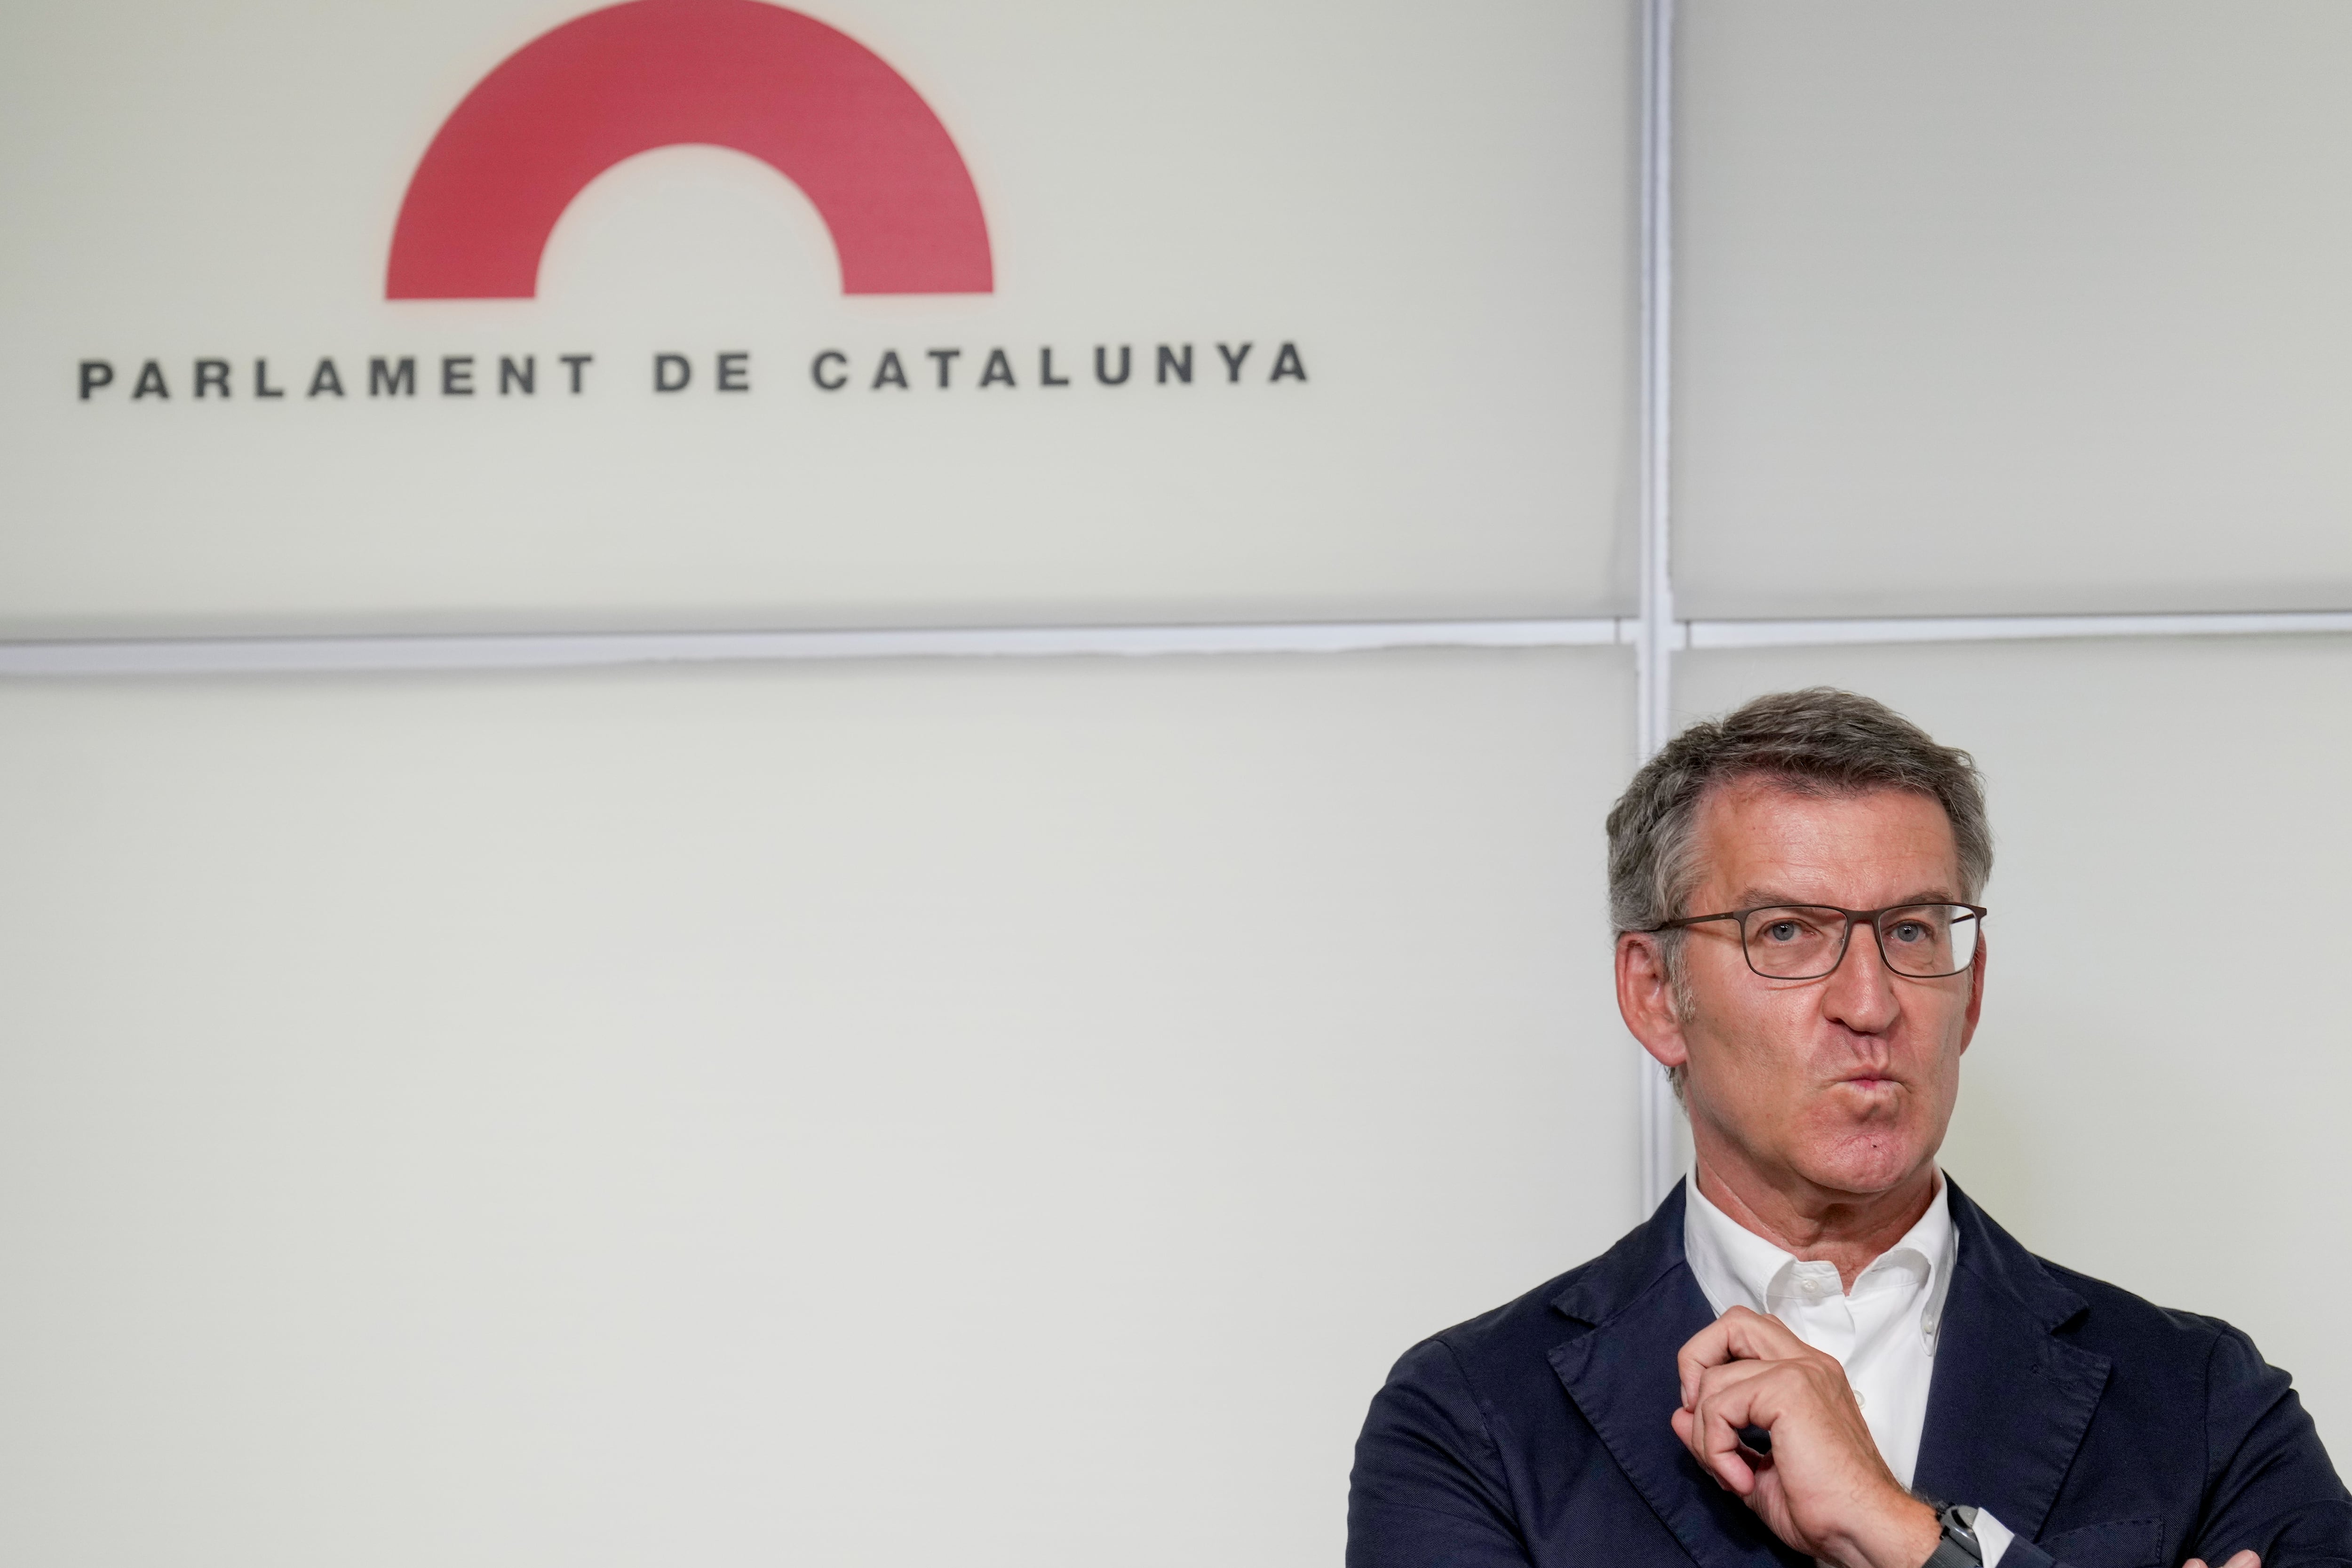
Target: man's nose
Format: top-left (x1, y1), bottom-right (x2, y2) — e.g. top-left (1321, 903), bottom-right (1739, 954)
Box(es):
top-left (1820, 919), bottom-right (1900, 1030)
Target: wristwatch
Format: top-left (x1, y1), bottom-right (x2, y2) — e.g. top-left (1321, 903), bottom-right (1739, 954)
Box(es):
top-left (1922, 1502), bottom-right (1985, 1568)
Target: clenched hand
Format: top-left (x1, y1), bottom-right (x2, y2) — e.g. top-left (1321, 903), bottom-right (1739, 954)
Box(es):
top-left (1674, 1306), bottom-right (1939, 1568)
top-left (1675, 1307), bottom-right (2263, 1568)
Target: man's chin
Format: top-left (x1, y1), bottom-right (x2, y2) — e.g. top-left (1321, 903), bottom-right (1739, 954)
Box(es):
top-left (1796, 1108), bottom-right (1937, 1195)
top-left (1788, 1128), bottom-right (1938, 1203)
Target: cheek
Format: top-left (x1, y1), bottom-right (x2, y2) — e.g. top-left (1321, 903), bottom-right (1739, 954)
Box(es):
top-left (1917, 987), bottom-right (1977, 1055)
top-left (1679, 941), bottom-right (1765, 1024)
top-left (1690, 989), bottom-right (1820, 1087)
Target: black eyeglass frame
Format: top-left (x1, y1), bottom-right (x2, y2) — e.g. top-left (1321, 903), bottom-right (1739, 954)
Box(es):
top-left (1640, 903), bottom-right (1988, 981)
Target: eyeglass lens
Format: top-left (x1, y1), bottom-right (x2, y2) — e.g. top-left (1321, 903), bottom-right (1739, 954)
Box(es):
top-left (1739, 905), bottom-right (1979, 979)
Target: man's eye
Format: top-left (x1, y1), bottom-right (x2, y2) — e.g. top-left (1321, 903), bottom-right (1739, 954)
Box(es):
top-left (1761, 921), bottom-right (1807, 943)
top-left (1888, 921), bottom-right (1930, 944)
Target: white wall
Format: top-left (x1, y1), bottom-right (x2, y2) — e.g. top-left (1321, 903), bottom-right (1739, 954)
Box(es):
top-left (0, 650), bottom-right (1636, 1567)
top-left (1675, 1), bottom-right (2352, 618)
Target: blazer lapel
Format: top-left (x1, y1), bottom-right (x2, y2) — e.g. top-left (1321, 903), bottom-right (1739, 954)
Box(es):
top-left (1548, 1182), bottom-right (1812, 1568)
top-left (1912, 1179), bottom-right (2112, 1539)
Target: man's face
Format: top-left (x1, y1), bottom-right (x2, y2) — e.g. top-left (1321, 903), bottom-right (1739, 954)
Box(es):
top-left (1669, 780), bottom-right (1984, 1200)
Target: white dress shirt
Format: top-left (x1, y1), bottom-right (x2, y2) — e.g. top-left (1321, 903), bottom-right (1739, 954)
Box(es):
top-left (1683, 1171), bottom-right (2015, 1567)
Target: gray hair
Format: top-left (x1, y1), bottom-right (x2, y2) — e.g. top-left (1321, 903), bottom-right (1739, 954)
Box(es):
top-left (1607, 689), bottom-right (1991, 1092)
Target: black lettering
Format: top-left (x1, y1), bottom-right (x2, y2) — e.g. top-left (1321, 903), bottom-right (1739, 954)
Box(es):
top-left (1094, 345), bottom-right (1131, 386)
top-left (716, 352), bottom-right (749, 392)
top-left (78, 360), bottom-right (113, 400)
top-left (1270, 342), bottom-right (1307, 382)
top-left (560, 354), bottom-right (592, 394)
top-left (500, 356), bottom-right (534, 396)
top-left (309, 358), bottom-right (345, 398)
top-left (654, 353), bottom-right (691, 392)
top-left (979, 348), bottom-right (1015, 388)
top-left (370, 357), bottom-right (416, 397)
top-left (1039, 347), bottom-right (1070, 387)
top-left (195, 358), bottom-right (231, 399)
top-left (133, 360), bottom-right (169, 399)
top-left (442, 355), bottom-right (474, 396)
top-left (1156, 344), bottom-right (1192, 385)
top-left (1217, 342), bottom-right (1252, 382)
top-left (873, 350), bottom-right (909, 390)
top-left (926, 347), bottom-right (961, 389)
top-left (254, 358), bottom-right (285, 398)
top-left (812, 350), bottom-right (848, 390)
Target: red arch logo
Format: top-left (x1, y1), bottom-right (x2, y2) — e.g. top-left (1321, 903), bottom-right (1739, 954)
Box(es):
top-left (386, 0), bottom-right (993, 299)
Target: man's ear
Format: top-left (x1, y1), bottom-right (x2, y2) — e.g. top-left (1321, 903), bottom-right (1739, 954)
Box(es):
top-left (1616, 931), bottom-right (1689, 1074)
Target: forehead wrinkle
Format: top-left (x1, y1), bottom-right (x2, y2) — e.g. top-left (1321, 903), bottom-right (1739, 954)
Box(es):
top-left (1728, 887), bottom-right (1963, 910)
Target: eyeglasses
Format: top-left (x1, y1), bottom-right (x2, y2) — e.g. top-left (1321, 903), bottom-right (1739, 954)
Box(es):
top-left (1643, 903), bottom-right (1986, 981)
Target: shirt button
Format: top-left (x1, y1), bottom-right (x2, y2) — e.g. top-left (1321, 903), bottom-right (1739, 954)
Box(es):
top-left (1853, 1391), bottom-right (1867, 1409)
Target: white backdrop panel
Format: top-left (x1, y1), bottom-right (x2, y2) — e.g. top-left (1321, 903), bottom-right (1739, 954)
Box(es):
top-left (1679, 637), bottom-right (2352, 1451)
top-left (1675, 2), bottom-right (2352, 619)
top-left (0, 647), bottom-right (1637, 1568)
top-left (0, 0), bottom-right (1635, 635)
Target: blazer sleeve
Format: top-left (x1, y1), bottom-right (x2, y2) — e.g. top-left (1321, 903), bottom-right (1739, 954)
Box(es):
top-left (2000, 1324), bottom-right (2352, 1568)
top-left (2178, 1323), bottom-right (2352, 1567)
top-left (1347, 1337), bottom-right (1535, 1568)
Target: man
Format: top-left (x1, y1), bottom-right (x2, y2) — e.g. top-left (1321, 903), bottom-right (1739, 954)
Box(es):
top-left (1348, 689), bottom-right (2350, 1568)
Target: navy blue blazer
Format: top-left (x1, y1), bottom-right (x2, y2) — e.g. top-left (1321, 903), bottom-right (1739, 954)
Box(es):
top-left (1350, 1179), bottom-right (2352, 1568)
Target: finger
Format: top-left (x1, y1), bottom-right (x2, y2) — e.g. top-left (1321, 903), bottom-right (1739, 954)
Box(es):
top-left (1672, 1397), bottom-right (1755, 1496)
top-left (1676, 1318), bottom-right (1735, 1408)
top-left (1715, 1305), bottom-right (1815, 1362)
top-left (1687, 1354), bottom-right (1786, 1422)
top-left (1693, 1348), bottom-right (1865, 1433)
top-left (1677, 1306), bottom-right (1812, 1407)
top-left (1677, 1308), bottom-right (1776, 1402)
top-left (1675, 1410), bottom-right (1750, 1495)
top-left (1686, 1367), bottom-right (1791, 1496)
top-left (1695, 1397), bottom-right (1759, 1496)
top-left (2227, 1553), bottom-right (2261, 1568)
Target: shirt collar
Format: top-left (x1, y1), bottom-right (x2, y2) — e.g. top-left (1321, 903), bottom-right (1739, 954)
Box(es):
top-left (1683, 1168), bottom-right (1958, 1348)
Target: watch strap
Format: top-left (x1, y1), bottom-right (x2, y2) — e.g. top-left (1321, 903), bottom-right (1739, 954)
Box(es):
top-left (1922, 1503), bottom-right (1985, 1568)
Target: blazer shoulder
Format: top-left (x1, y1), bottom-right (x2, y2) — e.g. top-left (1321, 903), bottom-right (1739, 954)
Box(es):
top-left (2029, 1254), bottom-right (2316, 1446)
top-left (1397, 1261), bottom-right (1593, 1394)
top-left (1391, 1193), bottom-right (1690, 1400)
top-left (2031, 1253), bottom-right (2237, 1350)
top-left (1950, 1182), bottom-right (2237, 1361)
